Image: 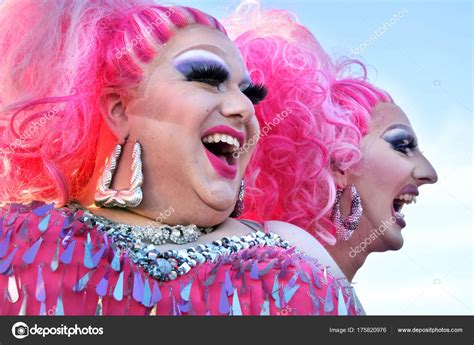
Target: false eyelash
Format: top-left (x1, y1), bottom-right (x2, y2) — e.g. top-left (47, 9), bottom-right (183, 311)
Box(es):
top-left (186, 65), bottom-right (228, 87)
top-left (393, 138), bottom-right (418, 155)
top-left (242, 83), bottom-right (268, 105)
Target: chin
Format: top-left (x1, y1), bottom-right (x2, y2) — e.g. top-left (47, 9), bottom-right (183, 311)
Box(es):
top-left (200, 176), bottom-right (239, 204)
top-left (381, 228), bottom-right (404, 251)
top-left (194, 209), bottom-right (232, 227)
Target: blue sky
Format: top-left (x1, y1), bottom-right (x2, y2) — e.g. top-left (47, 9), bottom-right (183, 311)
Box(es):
top-left (176, 0), bottom-right (473, 315)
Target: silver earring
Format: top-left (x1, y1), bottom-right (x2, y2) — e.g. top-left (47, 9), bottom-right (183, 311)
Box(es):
top-left (330, 185), bottom-right (363, 241)
top-left (94, 141), bottom-right (143, 208)
top-left (230, 179), bottom-right (245, 218)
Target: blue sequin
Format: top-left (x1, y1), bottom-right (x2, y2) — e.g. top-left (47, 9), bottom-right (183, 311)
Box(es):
top-left (95, 270), bottom-right (109, 297)
top-left (111, 249), bottom-right (121, 272)
top-left (0, 247), bottom-right (18, 274)
top-left (142, 278), bottom-right (152, 307)
top-left (132, 271), bottom-right (144, 303)
top-left (84, 235), bottom-right (95, 269)
top-left (60, 239), bottom-right (76, 264)
top-left (180, 280), bottom-right (192, 302)
top-left (113, 271), bottom-right (124, 301)
top-left (260, 299), bottom-right (270, 316)
top-left (231, 288), bottom-right (242, 315)
top-left (152, 281), bottom-right (162, 304)
top-left (22, 237), bottom-right (43, 265)
top-left (337, 288), bottom-right (348, 316)
top-left (224, 271), bottom-right (234, 296)
top-left (91, 244), bottom-right (106, 268)
top-left (55, 291), bottom-right (65, 315)
top-left (250, 260), bottom-right (260, 280)
top-left (33, 203), bottom-right (54, 217)
top-left (218, 283), bottom-right (230, 315)
top-left (35, 265), bottom-right (46, 302)
top-left (324, 285), bottom-right (334, 313)
top-left (38, 214), bottom-right (51, 232)
top-left (0, 229), bottom-right (12, 258)
top-left (72, 270), bottom-right (95, 292)
top-left (50, 239), bottom-right (60, 272)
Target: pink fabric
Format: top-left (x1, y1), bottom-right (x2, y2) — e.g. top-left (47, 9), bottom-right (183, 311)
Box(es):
top-left (0, 202), bottom-right (361, 316)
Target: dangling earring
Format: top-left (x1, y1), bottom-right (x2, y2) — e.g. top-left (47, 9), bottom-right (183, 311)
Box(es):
top-left (94, 141), bottom-right (143, 208)
top-left (330, 185), bottom-right (363, 241)
top-left (230, 179), bottom-right (245, 218)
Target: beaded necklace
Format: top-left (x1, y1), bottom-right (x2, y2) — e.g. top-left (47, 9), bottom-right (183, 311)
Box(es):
top-left (70, 204), bottom-right (291, 282)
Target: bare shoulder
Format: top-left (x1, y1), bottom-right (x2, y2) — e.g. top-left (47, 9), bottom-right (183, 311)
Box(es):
top-left (265, 220), bottom-right (327, 259)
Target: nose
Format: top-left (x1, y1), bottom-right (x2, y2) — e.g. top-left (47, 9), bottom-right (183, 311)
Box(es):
top-left (413, 152), bottom-right (438, 185)
top-left (219, 87), bottom-right (255, 124)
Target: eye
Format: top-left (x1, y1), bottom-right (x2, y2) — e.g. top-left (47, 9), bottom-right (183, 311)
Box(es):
top-left (393, 138), bottom-right (417, 155)
top-left (241, 83), bottom-right (268, 105)
top-left (383, 129), bottom-right (418, 156)
top-left (186, 65), bottom-right (228, 87)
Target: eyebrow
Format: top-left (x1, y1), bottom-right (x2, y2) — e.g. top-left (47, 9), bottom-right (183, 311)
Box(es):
top-left (173, 46), bottom-right (229, 69)
top-left (380, 124), bottom-right (415, 137)
top-left (173, 53), bottom-right (230, 78)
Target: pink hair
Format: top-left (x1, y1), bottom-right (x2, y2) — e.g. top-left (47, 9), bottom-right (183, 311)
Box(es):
top-left (0, 0), bottom-right (226, 206)
top-left (226, 4), bottom-right (392, 244)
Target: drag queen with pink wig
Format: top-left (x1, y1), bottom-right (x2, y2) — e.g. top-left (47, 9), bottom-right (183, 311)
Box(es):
top-left (0, 1), bottom-right (359, 315)
top-left (227, 4), bottom-right (438, 312)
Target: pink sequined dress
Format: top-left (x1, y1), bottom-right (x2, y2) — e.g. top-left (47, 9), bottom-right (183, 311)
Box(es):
top-left (0, 202), bottom-right (362, 316)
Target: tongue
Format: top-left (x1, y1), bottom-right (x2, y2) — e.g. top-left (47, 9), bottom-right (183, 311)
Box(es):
top-left (216, 153), bottom-right (228, 164)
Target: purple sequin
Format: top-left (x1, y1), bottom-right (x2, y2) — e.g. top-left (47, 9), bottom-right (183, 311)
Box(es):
top-left (0, 229), bottom-right (12, 258)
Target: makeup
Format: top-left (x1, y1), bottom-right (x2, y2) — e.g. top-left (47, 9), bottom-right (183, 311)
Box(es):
top-left (381, 125), bottom-right (418, 156)
top-left (392, 184), bottom-right (419, 228)
top-left (173, 49), bottom-right (230, 79)
top-left (173, 49), bottom-right (267, 104)
top-left (201, 125), bottom-right (244, 180)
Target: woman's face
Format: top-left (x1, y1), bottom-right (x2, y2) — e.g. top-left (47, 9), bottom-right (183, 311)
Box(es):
top-left (123, 25), bottom-right (264, 226)
top-left (345, 102), bottom-right (438, 252)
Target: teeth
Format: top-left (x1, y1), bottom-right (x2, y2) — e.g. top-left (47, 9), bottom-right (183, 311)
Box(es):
top-left (395, 212), bottom-right (405, 218)
top-left (395, 193), bottom-right (417, 204)
top-left (201, 133), bottom-right (240, 150)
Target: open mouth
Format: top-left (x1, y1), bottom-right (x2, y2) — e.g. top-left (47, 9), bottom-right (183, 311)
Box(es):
top-left (392, 193), bottom-right (417, 214)
top-left (392, 193), bottom-right (417, 228)
top-left (201, 129), bottom-right (243, 179)
top-left (202, 133), bottom-right (240, 166)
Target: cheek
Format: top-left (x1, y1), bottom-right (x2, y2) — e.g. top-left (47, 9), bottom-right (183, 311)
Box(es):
top-left (245, 119), bottom-right (261, 155)
top-left (356, 145), bottom-right (412, 198)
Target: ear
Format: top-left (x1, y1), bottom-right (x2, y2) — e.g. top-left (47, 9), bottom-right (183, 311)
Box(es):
top-left (101, 92), bottom-right (130, 144)
top-left (330, 159), bottom-right (348, 189)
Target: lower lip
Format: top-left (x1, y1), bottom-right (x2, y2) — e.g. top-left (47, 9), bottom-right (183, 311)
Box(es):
top-left (391, 205), bottom-right (406, 228)
top-left (204, 147), bottom-right (237, 180)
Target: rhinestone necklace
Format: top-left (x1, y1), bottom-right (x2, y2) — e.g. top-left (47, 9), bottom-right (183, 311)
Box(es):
top-left (68, 204), bottom-right (291, 281)
top-left (70, 202), bottom-right (215, 245)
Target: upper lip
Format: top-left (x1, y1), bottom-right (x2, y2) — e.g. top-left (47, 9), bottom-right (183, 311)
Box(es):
top-left (395, 184), bottom-right (419, 198)
top-left (201, 125), bottom-right (245, 147)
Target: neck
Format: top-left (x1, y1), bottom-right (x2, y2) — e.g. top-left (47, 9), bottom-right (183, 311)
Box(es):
top-left (324, 237), bottom-right (369, 282)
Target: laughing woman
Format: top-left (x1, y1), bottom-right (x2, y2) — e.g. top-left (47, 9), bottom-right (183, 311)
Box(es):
top-left (227, 5), bottom-right (438, 312)
top-left (0, 1), bottom-right (358, 315)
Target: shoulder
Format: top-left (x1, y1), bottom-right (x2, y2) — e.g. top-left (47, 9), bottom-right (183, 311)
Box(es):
top-left (264, 220), bottom-right (327, 260)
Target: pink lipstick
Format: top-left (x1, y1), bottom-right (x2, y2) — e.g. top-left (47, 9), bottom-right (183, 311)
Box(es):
top-left (201, 125), bottom-right (244, 180)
